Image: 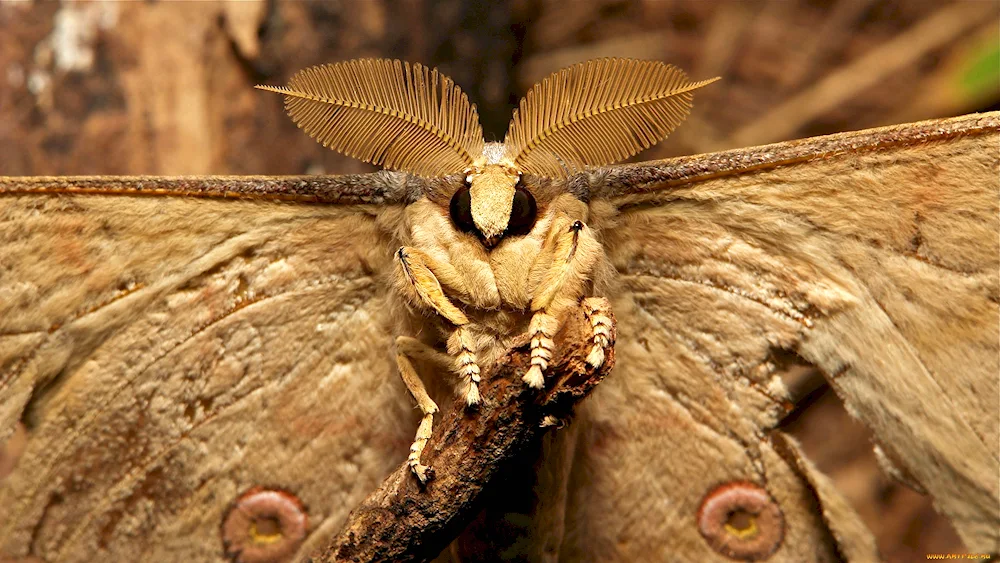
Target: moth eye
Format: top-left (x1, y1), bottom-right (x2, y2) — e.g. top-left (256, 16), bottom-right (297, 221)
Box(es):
top-left (449, 185), bottom-right (476, 233)
top-left (506, 187), bottom-right (537, 237)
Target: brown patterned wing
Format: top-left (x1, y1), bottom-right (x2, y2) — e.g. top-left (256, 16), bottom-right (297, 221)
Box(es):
top-left (572, 113), bottom-right (998, 559)
top-left (0, 176), bottom-right (417, 561)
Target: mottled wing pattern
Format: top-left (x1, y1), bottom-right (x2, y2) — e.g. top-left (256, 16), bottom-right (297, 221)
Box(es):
top-left (564, 113), bottom-right (997, 560)
top-left (0, 177), bottom-right (415, 561)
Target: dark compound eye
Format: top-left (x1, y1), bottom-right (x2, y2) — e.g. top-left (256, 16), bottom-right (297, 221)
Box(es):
top-left (449, 185), bottom-right (477, 234)
top-left (506, 186), bottom-right (537, 237)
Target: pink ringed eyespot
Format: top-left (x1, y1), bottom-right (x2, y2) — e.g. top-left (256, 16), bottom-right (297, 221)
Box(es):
top-left (697, 481), bottom-right (784, 560)
top-left (221, 487), bottom-right (308, 563)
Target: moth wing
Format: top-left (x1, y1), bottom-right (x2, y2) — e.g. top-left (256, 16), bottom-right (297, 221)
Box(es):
top-left (0, 177), bottom-right (415, 561)
top-left (570, 112), bottom-right (998, 559)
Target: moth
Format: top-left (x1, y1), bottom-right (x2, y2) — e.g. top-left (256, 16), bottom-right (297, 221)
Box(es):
top-left (254, 58), bottom-right (719, 485)
top-left (0, 58), bottom-right (996, 563)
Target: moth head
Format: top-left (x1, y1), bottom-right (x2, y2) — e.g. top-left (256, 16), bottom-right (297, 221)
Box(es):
top-left (449, 143), bottom-right (535, 247)
top-left (257, 57), bottom-right (718, 245)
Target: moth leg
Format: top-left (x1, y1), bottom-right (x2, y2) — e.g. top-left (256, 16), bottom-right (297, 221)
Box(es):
top-left (524, 311), bottom-right (558, 389)
top-left (396, 247), bottom-right (482, 405)
top-left (449, 326), bottom-right (482, 405)
top-left (524, 220), bottom-right (597, 388)
top-left (396, 336), bottom-right (444, 484)
top-left (582, 296), bottom-right (613, 368)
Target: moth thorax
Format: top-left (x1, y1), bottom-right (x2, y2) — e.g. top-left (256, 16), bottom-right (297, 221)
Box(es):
top-left (468, 165), bottom-right (519, 240)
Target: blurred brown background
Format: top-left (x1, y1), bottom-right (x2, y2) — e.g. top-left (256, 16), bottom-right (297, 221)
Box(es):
top-left (0, 1), bottom-right (997, 561)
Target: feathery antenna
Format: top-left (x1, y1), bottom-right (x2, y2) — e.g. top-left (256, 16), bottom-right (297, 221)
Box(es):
top-left (256, 59), bottom-right (485, 177)
top-left (503, 58), bottom-right (719, 178)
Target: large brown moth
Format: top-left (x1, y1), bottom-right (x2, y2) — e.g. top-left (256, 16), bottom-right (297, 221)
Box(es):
top-left (0, 56), bottom-right (997, 563)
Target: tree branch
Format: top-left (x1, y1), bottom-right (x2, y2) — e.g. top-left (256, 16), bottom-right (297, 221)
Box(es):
top-left (307, 300), bottom-right (616, 563)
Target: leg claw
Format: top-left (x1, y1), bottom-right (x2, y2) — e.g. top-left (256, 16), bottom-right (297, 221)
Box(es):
top-left (465, 382), bottom-right (481, 406)
top-left (523, 365), bottom-right (545, 389)
top-left (411, 464), bottom-right (434, 484)
top-left (540, 415), bottom-right (564, 428)
top-left (586, 345), bottom-right (606, 368)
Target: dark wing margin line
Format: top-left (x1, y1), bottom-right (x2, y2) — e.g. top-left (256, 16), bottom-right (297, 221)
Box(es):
top-left (593, 111), bottom-right (1000, 203)
top-left (0, 173), bottom-right (426, 205)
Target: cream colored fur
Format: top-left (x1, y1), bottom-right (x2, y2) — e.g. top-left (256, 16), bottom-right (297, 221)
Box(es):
top-left (467, 164), bottom-right (520, 241)
top-left (395, 192), bottom-right (601, 368)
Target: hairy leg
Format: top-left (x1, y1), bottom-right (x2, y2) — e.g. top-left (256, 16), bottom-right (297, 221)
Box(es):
top-left (394, 334), bottom-right (478, 484)
top-left (395, 336), bottom-right (440, 484)
top-left (524, 219), bottom-right (608, 388)
top-left (582, 296), bottom-right (614, 367)
top-left (396, 247), bottom-right (482, 405)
